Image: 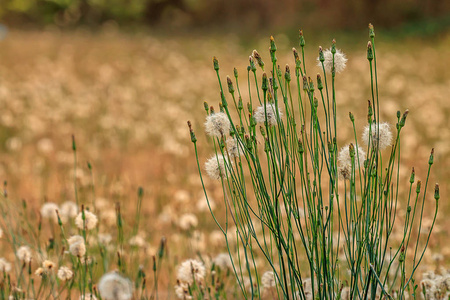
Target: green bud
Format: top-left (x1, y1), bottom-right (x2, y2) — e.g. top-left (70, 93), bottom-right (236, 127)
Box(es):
top-left (410, 167), bottom-right (415, 183)
top-left (249, 56), bottom-right (257, 72)
top-left (331, 39), bottom-right (336, 54)
top-left (213, 56), bottom-right (219, 71)
top-left (434, 183), bottom-right (439, 201)
top-left (428, 148), bottom-right (434, 165)
top-left (270, 36), bottom-right (277, 52)
top-left (227, 76), bottom-right (235, 94)
top-left (285, 65), bottom-right (291, 82)
top-left (308, 77), bottom-right (314, 92)
top-left (299, 30), bottom-right (305, 47)
top-left (349, 143), bottom-right (355, 158)
top-left (318, 46), bottom-right (324, 62)
top-left (252, 50), bottom-right (264, 70)
top-left (187, 121), bottom-right (197, 143)
top-left (317, 74), bottom-right (323, 90)
top-left (247, 102), bottom-right (252, 113)
top-left (349, 112), bottom-right (354, 122)
top-left (234, 67), bottom-right (238, 79)
top-left (238, 96), bottom-right (243, 111)
top-left (367, 41), bottom-right (373, 61)
top-left (259, 126), bottom-right (266, 137)
top-left (399, 109), bottom-right (409, 128)
top-left (416, 180), bottom-right (421, 194)
top-left (369, 23), bottom-right (375, 38)
top-left (302, 76), bottom-right (308, 91)
top-left (261, 73), bottom-right (269, 91)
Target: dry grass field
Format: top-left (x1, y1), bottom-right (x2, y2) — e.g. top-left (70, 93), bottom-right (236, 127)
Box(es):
top-left (0, 27), bottom-right (448, 298)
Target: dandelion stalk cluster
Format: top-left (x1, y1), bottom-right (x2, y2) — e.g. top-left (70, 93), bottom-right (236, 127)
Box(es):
top-left (189, 25), bottom-right (439, 299)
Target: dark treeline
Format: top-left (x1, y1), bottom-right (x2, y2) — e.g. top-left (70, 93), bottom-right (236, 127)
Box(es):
top-left (1, 0), bottom-right (449, 30)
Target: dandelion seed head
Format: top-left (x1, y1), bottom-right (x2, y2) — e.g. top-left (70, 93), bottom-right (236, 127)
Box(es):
top-left (69, 240), bottom-right (86, 257)
top-left (129, 235), bottom-right (147, 248)
top-left (261, 271), bottom-right (277, 288)
top-left (178, 213), bottom-right (198, 231)
top-left (362, 122), bottom-right (393, 150)
top-left (226, 137), bottom-right (244, 158)
top-left (204, 112), bottom-right (231, 137)
top-left (57, 266), bottom-right (73, 281)
top-left (337, 144), bottom-right (366, 180)
top-left (75, 210), bottom-right (98, 230)
top-left (16, 246), bottom-right (32, 263)
top-left (0, 258), bottom-right (11, 272)
top-left (40, 202), bottom-right (59, 222)
top-left (213, 253), bottom-right (233, 270)
top-left (176, 259), bottom-right (206, 285)
top-left (98, 233), bottom-right (113, 245)
top-left (98, 272), bottom-right (133, 300)
top-left (317, 48), bottom-right (347, 73)
top-left (174, 281), bottom-right (191, 300)
top-left (254, 103), bottom-right (282, 127)
top-left (42, 260), bottom-right (56, 271)
top-left (60, 201), bottom-right (78, 222)
top-left (35, 267), bottom-right (45, 277)
top-left (204, 156), bottom-right (230, 180)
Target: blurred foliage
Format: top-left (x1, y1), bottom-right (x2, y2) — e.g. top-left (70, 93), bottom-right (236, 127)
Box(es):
top-left (0, 0), bottom-right (450, 30)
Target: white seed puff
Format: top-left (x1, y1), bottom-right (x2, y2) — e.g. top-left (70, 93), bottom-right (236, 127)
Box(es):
top-left (204, 112), bottom-right (231, 138)
top-left (318, 48), bottom-right (347, 73)
top-left (75, 210), bottom-right (98, 230)
top-left (98, 272), bottom-right (133, 300)
top-left (362, 122), bottom-right (393, 150)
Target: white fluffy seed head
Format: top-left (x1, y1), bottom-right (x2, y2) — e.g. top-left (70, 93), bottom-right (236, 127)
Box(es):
top-left (16, 246), bottom-right (32, 263)
top-left (70, 240), bottom-right (86, 257)
top-left (174, 281), bottom-right (191, 299)
top-left (337, 144), bottom-right (366, 180)
top-left (60, 201), bottom-right (78, 222)
top-left (178, 213), bottom-right (198, 231)
top-left (176, 259), bottom-right (206, 285)
top-left (213, 253), bottom-right (233, 270)
top-left (362, 122), bottom-right (393, 150)
top-left (42, 260), bottom-right (56, 271)
top-left (226, 137), bottom-right (244, 158)
top-left (204, 112), bottom-right (231, 137)
top-left (254, 103), bottom-right (282, 127)
top-left (40, 202), bottom-right (59, 222)
top-left (204, 156), bottom-right (230, 180)
top-left (57, 266), bottom-right (73, 281)
top-left (0, 258), bottom-right (11, 272)
top-left (75, 210), bottom-right (98, 230)
top-left (261, 271), bottom-right (277, 288)
top-left (318, 48), bottom-right (347, 73)
top-left (98, 272), bottom-right (133, 300)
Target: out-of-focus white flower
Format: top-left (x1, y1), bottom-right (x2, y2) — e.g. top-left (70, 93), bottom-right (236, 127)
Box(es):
top-left (254, 103), bottom-right (282, 127)
top-left (204, 112), bottom-right (231, 138)
top-left (362, 122), bottom-right (393, 150)
top-left (176, 259), bottom-right (206, 285)
top-left (98, 272), bottom-right (133, 300)
top-left (75, 210), bottom-right (98, 230)
top-left (318, 48), bottom-right (347, 73)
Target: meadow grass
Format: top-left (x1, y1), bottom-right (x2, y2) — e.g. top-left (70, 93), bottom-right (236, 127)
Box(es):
top-left (0, 27), bottom-right (447, 299)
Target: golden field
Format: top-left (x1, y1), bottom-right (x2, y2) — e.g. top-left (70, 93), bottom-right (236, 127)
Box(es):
top-left (0, 27), bottom-right (448, 298)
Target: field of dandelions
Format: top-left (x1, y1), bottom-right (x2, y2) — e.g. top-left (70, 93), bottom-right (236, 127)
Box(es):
top-left (0, 27), bottom-right (448, 299)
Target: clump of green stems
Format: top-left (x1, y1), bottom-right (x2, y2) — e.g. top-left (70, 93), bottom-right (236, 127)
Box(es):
top-left (189, 24), bottom-right (439, 299)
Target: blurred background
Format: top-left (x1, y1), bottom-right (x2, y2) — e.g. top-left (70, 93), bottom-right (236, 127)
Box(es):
top-left (0, 0), bottom-right (449, 277)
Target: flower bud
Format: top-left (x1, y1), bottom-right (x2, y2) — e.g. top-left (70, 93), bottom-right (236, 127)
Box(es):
top-left (213, 56), bottom-right (219, 71)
